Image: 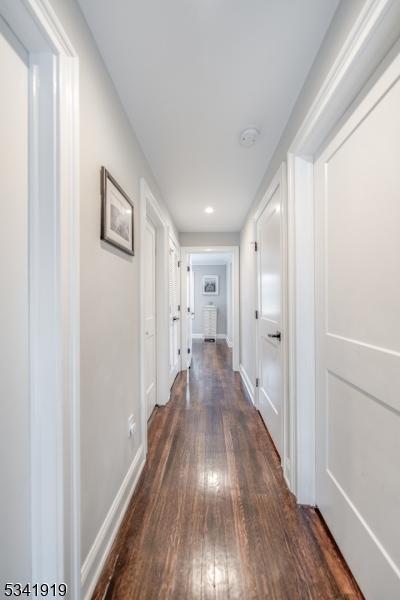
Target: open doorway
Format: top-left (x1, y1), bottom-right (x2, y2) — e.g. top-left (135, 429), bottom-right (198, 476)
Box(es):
top-left (180, 246), bottom-right (239, 371)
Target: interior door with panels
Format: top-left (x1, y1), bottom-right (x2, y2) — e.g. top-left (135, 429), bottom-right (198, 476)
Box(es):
top-left (315, 48), bottom-right (400, 599)
top-left (186, 259), bottom-right (193, 367)
top-left (144, 218), bottom-right (157, 418)
top-left (256, 167), bottom-right (285, 459)
top-left (169, 237), bottom-right (180, 386)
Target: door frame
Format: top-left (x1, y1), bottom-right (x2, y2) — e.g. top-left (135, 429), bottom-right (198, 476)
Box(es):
top-left (254, 163), bottom-right (289, 483)
top-left (144, 216), bottom-right (157, 418)
top-left (139, 179), bottom-right (172, 447)
top-left (1, 0), bottom-right (80, 594)
top-left (168, 233), bottom-right (181, 386)
top-left (180, 246), bottom-right (240, 371)
top-left (286, 0), bottom-right (400, 504)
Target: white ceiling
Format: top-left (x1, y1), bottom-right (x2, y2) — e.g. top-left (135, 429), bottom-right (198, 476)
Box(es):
top-left (191, 252), bottom-right (232, 266)
top-left (78, 0), bottom-right (339, 232)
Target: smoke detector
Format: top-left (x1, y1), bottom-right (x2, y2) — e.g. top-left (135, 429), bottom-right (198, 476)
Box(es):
top-left (239, 127), bottom-right (260, 147)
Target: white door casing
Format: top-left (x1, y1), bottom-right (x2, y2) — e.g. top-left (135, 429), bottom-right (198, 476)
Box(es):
top-left (315, 48), bottom-right (400, 599)
top-left (0, 23), bottom-right (30, 582)
top-left (180, 246), bottom-right (240, 372)
top-left (140, 178), bottom-right (172, 450)
top-left (0, 1), bottom-right (80, 594)
top-left (169, 237), bottom-right (181, 384)
top-left (286, 0), bottom-right (400, 504)
top-left (255, 165), bottom-right (287, 460)
top-left (144, 219), bottom-right (157, 418)
top-left (186, 256), bottom-right (193, 368)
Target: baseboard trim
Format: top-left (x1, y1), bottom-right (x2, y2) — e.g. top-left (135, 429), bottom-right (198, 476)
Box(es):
top-left (192, 333), bottom-right (228, 340)
top-left (81, 445), bottom-right (146, 600)
top-left (240, 364), bottom-right (255, 405)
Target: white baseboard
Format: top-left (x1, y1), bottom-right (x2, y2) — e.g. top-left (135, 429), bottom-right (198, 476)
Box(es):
top-left (192, 333), bottom-right (228, 340)
top-left (240, 364), bottom-right (255, 405)
top-left (81, 445), bottom-right (146, 600)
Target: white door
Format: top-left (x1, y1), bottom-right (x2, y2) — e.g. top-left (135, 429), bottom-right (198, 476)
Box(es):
top-left (0, 23), bottom-right (31, 582)
top-left (315, 50), bottom-right (400, 599)
top-left (144, 219), bottom-right (157, 418)
top-left (256, 172), bottom-right (284, 458)
top-left (186, 260), bottom-right (193, 367)
top-left (169, 238), bottom-right (180, 385)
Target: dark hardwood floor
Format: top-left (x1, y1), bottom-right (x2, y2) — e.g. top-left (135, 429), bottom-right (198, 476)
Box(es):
top-left (92, 341), bottom-right (363, 600)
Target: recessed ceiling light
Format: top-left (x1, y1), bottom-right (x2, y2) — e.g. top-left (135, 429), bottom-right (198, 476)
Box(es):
top-left (205, 206), bottom-right (214, 214)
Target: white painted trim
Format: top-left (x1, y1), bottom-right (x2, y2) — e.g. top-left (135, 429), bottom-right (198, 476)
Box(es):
top-left (191, 262), bottom-right (230, 267)
top-left (168, 234), bottom-right (181, 387)
top-left (240, 364), bottom-right (255, 405)
top-left (81, 446), bottom-right (145, 600)
top-left (287, 0), bottom-right (400, 505)
top-left (1, 0), bottom-right (81, 594)
top-left (181, 246), bottom-right (240, 371)
top-left (192, 333), bottom-right (228, 340)
top-left (254, 164), bottom-right (289, 479)
top-left (140, 179), bottom-right (172, 436)
top-left (168, 225), bottom-right (180, 253)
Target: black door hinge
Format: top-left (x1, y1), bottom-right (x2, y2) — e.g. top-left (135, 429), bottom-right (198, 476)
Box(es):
top-left (178, 304), bottom-right (180, 312)
top-left (255, 309), bottom-right (259, 320)
top-left (255, 378), bottom-right (259, 388)
top-left (254, 241), bottom-right (258, 252)
top-left (178, 349), bottom-right (181, 356)
top-left (187, 306), bottom-right (191, 313)
top-left (187, 265), bottom-right (190, 272)
top-left (187, 348), bottom-right (191, 354)
top-left (178, 260), bottom-right (181, 268)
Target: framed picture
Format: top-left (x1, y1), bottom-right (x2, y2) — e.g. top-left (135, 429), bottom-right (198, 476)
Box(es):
top-left (101, 166), bottom-right (134, 255)
top-left (202, 275), bottom-right (219, 295)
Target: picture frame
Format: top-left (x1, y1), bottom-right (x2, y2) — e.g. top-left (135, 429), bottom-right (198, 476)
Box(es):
top-left (202, 275), bottom-right (219, 295)
top-left (101, 166), bottom-right (134, 255)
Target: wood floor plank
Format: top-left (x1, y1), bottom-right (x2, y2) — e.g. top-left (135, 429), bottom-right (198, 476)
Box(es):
top-left (92, 341), bottom-right (363, 600)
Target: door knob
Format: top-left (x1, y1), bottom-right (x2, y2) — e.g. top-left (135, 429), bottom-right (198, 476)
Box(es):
top-left (173, 316), bottom-right (180, 321)
top-left (267, 331), bottom-right (281, 341)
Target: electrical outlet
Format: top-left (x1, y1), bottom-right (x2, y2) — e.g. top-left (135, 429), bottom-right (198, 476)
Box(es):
top-left (128, 415), bottom-right (136, 440)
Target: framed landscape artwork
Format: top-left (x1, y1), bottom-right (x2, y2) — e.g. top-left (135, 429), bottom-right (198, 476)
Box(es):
top-left (202, 275), bottom-right (219, 295)
top-left (101, 166), bottom-right (134, 255)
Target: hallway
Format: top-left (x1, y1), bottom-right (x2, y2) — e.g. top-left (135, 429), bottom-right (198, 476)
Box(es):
top-left (93, 342), bottom-right (362, 600)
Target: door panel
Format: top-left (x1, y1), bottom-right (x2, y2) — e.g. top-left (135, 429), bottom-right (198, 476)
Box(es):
top-left (256, 180), bottom-right (284, 458)
top-left (186, 260), bottom-right (193, 367)
top-left (315, 52), bottom-right (400, 598)
top-left (144, 219), bottom-right (156, 418)
top-left (169, 238), bottom-right (180, 385)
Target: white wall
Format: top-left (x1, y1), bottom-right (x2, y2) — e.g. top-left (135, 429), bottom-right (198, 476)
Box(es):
top-left (0, 25), bottom-right (30, 583)
top-left (48, 0), bottom-right (177, 579)
top-left (180, 232), bottom-right (240, 246)
top-left (239, 0), bottom-right (367, 385)
top-left (192, 265), bottom-right (227, 336)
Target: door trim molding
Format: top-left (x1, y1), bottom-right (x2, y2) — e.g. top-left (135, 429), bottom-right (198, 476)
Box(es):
top-left (287, 0), bottom-right (400, 504)
top-left (254, 164), bottom-right (289, 484)
top-left (168, 234), bottom-right (181, 386)
top-left (139, 179), bottom-right (171, 450)
top-left (1, 0), bottom-right (81, 594)
top-left (180, 246), bottom-right (240, 372)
